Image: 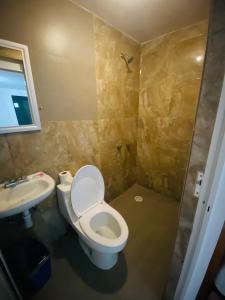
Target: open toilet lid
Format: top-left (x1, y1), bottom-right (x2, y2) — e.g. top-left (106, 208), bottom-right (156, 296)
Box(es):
top-left (71, 165), bottom-right (105, 217)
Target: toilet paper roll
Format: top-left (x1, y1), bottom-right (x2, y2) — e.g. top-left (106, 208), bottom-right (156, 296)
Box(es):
top-left (59, 171), bottom-right (73, 185)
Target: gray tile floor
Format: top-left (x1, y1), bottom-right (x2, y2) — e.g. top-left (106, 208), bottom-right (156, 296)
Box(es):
top-left (33, 184), bottom-right (179, 300)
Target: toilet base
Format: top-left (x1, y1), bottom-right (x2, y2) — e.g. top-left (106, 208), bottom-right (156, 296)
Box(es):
top-left (79, 238), bottom-right (118, 270)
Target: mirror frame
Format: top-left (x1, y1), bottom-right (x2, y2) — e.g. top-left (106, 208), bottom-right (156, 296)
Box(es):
top-left (0, 38), bottom-right (41, 134)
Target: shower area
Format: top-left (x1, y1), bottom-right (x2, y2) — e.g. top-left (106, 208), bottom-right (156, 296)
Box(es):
top-left (94, 17), bottom-right (208, 204)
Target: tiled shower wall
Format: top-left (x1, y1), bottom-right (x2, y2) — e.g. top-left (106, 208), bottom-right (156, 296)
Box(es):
top-left (137, 21), bottom-right (208, 200)
top-left (94, 17), bottom-right (140, 201)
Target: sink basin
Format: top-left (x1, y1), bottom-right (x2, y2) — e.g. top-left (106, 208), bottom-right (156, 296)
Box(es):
top-left (0, 172), bottom-right (55, 219)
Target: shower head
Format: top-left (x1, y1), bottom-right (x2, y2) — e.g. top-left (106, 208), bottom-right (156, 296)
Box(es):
top-left (120, 52), bottom-right (134, 73)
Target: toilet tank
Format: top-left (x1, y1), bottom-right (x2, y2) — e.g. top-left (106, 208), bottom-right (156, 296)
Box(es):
top-left (57, 183), bottom-right (76, 223)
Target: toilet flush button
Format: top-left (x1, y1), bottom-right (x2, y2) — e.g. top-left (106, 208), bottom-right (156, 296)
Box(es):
top-left (134, 196), bottom-right (143, 202)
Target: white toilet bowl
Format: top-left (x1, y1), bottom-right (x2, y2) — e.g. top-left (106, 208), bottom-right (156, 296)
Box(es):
top-left (57, 165), bottom-right (129, 270)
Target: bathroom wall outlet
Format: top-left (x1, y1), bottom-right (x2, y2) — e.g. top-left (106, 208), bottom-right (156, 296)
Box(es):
top-left (194, 171), bottom-right (204, 198)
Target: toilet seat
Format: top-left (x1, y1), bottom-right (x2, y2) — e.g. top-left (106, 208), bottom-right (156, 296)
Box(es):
top-left (70, 165), bottom-right (128, 252)
top-left (79, 203), bottom-right (128, 251)
top-left (71, 165), bottom-right (104, 217)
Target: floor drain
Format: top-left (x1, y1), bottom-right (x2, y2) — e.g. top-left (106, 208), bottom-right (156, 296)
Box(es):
top-left (134, 195), bottom-right (143, 202)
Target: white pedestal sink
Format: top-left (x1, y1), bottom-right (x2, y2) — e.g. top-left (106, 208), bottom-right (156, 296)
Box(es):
top-left (0, 172), bottom-right (55, 228)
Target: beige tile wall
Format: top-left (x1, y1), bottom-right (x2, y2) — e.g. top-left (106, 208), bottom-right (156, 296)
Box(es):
top-left (137, 21), bottom-right (208, 200)
top-left (94, 18), bottom-right (140, 201)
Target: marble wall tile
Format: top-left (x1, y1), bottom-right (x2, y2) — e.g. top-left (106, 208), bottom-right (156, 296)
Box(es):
top-left (0, 136), bottom-right (15, 181)
top-left (4, 120), bottom-right (101, 182)
top-left (137, 20), bottom-right (208, 200)
top-left (98, 118), bottom-right (137, 201)
top-left (94, 17), bottom-right (140, 201)
top-left (63, 120), bottom-right (100, 169)
top-left (136, 117), bottom-right (190, 199)
top-left (6, 122), bottom-right (71, 178)
top-left (94, 17), bottom-right (140, 120)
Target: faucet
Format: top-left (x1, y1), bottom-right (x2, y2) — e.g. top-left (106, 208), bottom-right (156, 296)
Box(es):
top-left (4, 176), bottom-right (29, 189)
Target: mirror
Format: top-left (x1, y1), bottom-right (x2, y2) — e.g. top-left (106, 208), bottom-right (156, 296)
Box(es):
top-left (0, 39), bottom-right (41, 134)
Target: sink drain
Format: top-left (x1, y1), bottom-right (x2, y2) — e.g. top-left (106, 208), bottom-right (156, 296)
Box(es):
top-left (134, 195), bottom-right (143, 202)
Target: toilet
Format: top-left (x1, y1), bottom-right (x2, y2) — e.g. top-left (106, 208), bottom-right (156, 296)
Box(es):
top-left (57, 165), bottom-right (129, 270)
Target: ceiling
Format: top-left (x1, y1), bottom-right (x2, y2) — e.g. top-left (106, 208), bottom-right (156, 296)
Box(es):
top-left (71, 0), bottom-right (210, 42)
